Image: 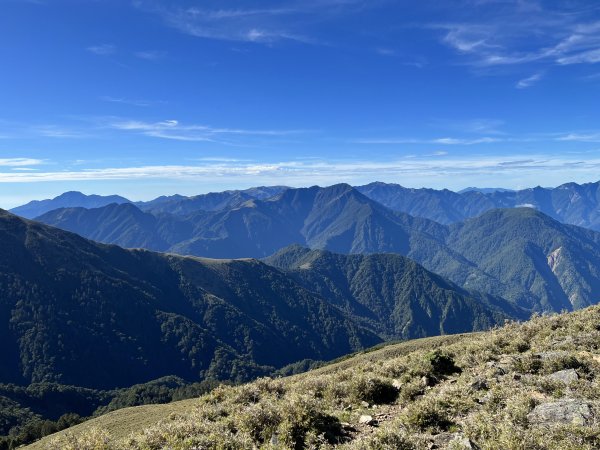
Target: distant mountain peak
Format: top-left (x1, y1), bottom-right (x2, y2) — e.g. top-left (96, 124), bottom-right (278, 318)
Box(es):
top-left (10, 192), bottom-right (132, 219)
top-left (458, 187), bottom-right (514, 194)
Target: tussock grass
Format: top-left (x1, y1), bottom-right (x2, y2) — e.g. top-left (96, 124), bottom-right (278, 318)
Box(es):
top-left (28, 306), bottom-right (600, 449)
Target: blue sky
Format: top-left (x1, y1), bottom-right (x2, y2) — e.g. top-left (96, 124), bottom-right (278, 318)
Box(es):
top-left (2, 0), bottom-right (600, 207)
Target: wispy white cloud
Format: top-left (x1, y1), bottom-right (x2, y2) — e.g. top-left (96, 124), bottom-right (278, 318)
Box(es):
top-left (435, 3), bottom-right (600, 73)
top-left (0, 158), bottom-right (45, 167)
top-left (431, 118), bottom-right (505, 135)
top-left (353, 136), bottom-right (501, 145)
top-left (376, 47), bottom-right (396, 56)
top-left (134, 50), bottom-right (167, 61)
top-left (34, 125), bottom-right (88, 138)
top-left (99, 96), bottom-right (161, 107)
top-left (557, 132), bottom-right (600, 143)
top-left (106, 118), bottom-right (309, 142)
top-left (3, 154), bottom-right (599, 185)
top-left (0, 117), bottom-right (308, 145)
top-left (516, 72), bottom-right (543, 89)
top-left (134, 0), bottom-right (369, 45)
top-left (194, 157), bottom-right (252, 162)
top-left (86, 44), bottom-right (116, 56)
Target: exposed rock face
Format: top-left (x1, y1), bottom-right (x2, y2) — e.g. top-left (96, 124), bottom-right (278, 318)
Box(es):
top-left (431, 432), bottom-right (474, 449)
top-left (548, 369), bottom-right (579, 385)
top-left (528, 400), bottom-right (591, 426)
top-left (358, 414), bottom-right (376, 426)
top-left (534, 351), bottom-right (570, 360)
top-left (547, 247), bottom-right (563, 274)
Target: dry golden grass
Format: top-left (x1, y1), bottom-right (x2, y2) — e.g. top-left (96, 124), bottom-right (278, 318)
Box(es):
top-left (25, 307), bottom-right (600, 449)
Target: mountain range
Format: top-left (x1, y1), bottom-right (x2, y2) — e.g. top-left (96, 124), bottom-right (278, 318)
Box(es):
top-left (10, 187), bottom-right (289, 220)
top-left (1, 209), bottom-right (509, 391)
top-left (5, 180), bottom-right (600, 445)
top-left (13, 180), bottom-right (600, 231)
top-left (10, 192), bottom-right (131, 220)
top-left (31, 183), bottom-right (600, 314)
top-left (356, 180), bottom-right (600, 230)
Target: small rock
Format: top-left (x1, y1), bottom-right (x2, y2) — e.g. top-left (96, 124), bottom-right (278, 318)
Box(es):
top-left (534, 351), bottom-right (569, 361)
top-left (470, 379), bottom-right (488, 391)
top-left (421, 375), bottom-right (436, 387)
top-left (528, 400), bottom-right (591, 426)
top-left (361, 400), bottom-right (370, 408)
top-left (548, 369), bottom-right (579, 385)
top-left (431, 432), bottom-right (473, 449)
top-left (269, 433), bottom-right (279, 445)
top-left (359, 414), bottom-right (377, 426)
top-left (477, 392), bottom-right (493, 404)
top-left (486, 361), bottom-right (507, 376)
top-left (392, 379), bottom-right (403, 389)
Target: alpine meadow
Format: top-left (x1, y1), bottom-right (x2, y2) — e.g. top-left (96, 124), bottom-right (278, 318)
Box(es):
top-left (2, 1), bottom-right (600, 449)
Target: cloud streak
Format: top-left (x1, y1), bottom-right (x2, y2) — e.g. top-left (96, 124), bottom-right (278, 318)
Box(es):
top-left (435, 3), bottom-right (600, 72)
top-left (106, 118), bottom-right (310, 142)
top-left (99, 96), bottom-right (161, 107)
top-left (353, 137), bottom-right (500, 145)
top-left (0, 158), bottom-right (45, 167)
top-left (134, 50), bottom-right (167, 60)
top-left (2, 155), bottom-right (600, 184)
top-left (86, 44), bottom-right (116, 56)
top-left (557, 132), bottom-right (600, 143)
top-left (516, 72), bottom-right (543, 89)
top-left (134, 0), bottom-right (369, 45)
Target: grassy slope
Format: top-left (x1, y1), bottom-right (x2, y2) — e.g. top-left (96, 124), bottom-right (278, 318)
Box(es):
top-left (25, 400), bottom-right (200, 450)
top-left (27, 306), bottom-right (600, 449)
top-left (26, 334), bottom-right (463, 449)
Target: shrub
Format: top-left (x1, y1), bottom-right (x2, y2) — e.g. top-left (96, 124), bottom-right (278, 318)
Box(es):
top-left (348, 428), bottom-right (416, 449)
top-left (511, 354), bottom-right (543, 374)
top-left (277, 394), bottom-right (343, 449)
top-left (349, 376), bottom-right (398, 405)
top-left (425, 350), bottom-right (461, 377)
top-left (401, 399), bottom-right (454, 432)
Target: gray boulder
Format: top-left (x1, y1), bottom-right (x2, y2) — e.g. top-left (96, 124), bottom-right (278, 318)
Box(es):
top-left (548, 369), bottom-right (578, 385)
top-left (528, 400), bottom-right (591, 426)
top-left (430, 432), bottom-right (474, 449)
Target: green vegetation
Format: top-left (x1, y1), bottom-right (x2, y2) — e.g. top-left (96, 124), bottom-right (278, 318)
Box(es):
top-left (0, 378), bottom-right (222, 449)
top-left (36, 184), bottom-right (600, 313)
top-left (0, 209), bottom-right (381, 392)
top-left (265, 246), bottom-right (524, 339)
top-left (3, 210), bottom-right (511, 444)
top-left (27, 306), bottom-right (600, 449)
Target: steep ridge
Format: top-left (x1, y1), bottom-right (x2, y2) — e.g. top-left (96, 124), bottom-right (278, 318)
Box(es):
top-left (441, 208), bottom-right (600, 311)
top-left (36, 184), bottom-right (452, 259)
top-left (137, 186), bottom-right (288, 216)
top-left (33, 202), bottom-right (194, 251)
top-left (0, 210), bottom-right (380, 390)
top-left (264, 246), bottom-right (525, 339)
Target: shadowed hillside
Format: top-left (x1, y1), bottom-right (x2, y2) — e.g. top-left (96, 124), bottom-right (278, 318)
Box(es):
top-left (27, 305), bottom-right (600, 449)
